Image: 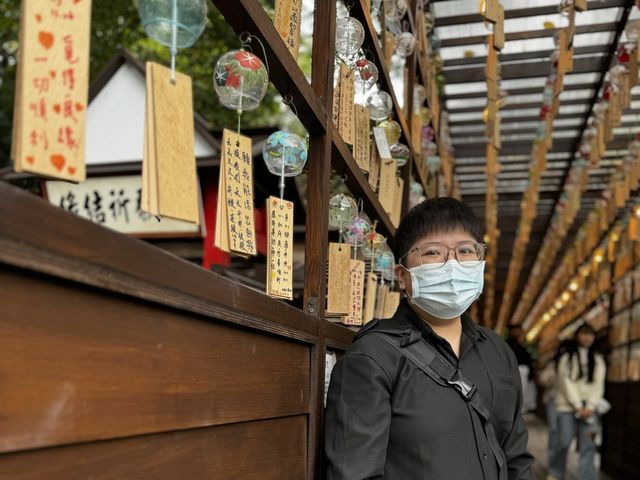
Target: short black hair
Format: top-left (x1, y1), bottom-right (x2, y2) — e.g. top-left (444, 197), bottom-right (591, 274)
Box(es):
top-left (393, 197), bottom-right (481, 264)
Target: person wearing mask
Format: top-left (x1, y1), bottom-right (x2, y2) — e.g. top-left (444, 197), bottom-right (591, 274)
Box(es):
top-left (324, 197), bottom-right (534, 480)
top-left (548, 324), bottom-right (606, 480)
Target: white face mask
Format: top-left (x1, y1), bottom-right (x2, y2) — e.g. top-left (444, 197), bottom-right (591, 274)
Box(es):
top-left (406, 259), bottom-right (485, 320)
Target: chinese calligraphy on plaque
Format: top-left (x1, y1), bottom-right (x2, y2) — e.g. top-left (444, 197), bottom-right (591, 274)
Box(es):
top-left (215, 129), bottom-right (257, 256)
top-left (273, 0), bottom-right (302, 60)
top-left (342, 259), bottom-right (365, 326)
top-left (267, 196), bottom-right (294, 300)
top-left (12, 0), bottom-right (92, 182)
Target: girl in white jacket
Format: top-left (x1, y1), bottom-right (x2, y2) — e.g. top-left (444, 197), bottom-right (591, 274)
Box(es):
top-left (548, 324), bottom-right (606, 480)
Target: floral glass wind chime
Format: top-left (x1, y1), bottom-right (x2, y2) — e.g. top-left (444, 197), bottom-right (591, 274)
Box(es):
top-left (212, 33), bottom-right (269, 260)
top-left (138, 0), bottom-right (207, 224)
top-left (261, 108), bottom-right (308, 300)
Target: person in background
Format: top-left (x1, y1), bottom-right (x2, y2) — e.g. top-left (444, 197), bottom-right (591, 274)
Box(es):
top-left (548, 324), bottom-right (606, 480)
top-left (324, 197), bottom-right (534, 480)
top-left (506, 325), bottom-right (536, 412)
top-left (538, 340), bottom-right (574, 478)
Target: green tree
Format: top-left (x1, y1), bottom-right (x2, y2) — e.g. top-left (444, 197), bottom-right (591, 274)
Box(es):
top-left (0, 0), bottom-right (283, 169)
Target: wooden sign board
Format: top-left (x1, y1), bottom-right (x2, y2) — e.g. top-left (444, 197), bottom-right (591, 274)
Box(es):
top-left (369, 146), bottom-right (381, 191)
top-left (215, 129), bottom-right (257, 256)
top-left (378, 158), bottom-right (397, 215)
top-left (363, 272), bottom-right (378, 324)
top-left (493, 6), bottom-right (505, 50)
top-left (574, 0), bottom-right (587, 11)
top-left (273, 0), bottom-right (302, 60)
top-left (338, 63), bottom-right (355, 145)
top-left (332, 71), bottom-right (341, 128)
top-left (483, 0), bottom-right (501, 23)
top-left (391, 177), bottom-right (404, 228)
top-left (46, 174), bottom-right (202, 236)
top-left (383, 291), bottom-right (400, 319)
top-left (485, 39), bottom-right (497, 81)
top-left (341, 259), bottom-right (365, 326)
top-left (354, 105), bottom-right (370, 172)
top-left (143, 63), bottom-right (199, 224)
top-left (327, 242), bottom-right (351, 315)
top-left (12, 0), bottom-right (92, 182)
top-left (266, 196), bottom-right (294, 300)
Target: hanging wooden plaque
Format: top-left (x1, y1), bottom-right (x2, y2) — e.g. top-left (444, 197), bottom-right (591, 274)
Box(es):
top-left (341, 259), bottom-right (365, 326)
top-left (630, 48), bottom-right (638, 86)
top-left (574, 0), bottom-right (587, 11)
top-left (412, 112), bottom-right (423, 153)
top-left (147, 63), bottom-right (199, 224)
top-left (273, 0), bottom-right (302, 60)
top-left (493, 6), bottom-right (505, 50)
top-left (374, 283), bottom-right (389, 319)
top-left (597, 122), bottom-right (606, 158)
top-left (369, 146), bottom-right (381, 190)
top-left (391, 177), bottom-right (404, 228)
top-left (215, 129), bottom-right (257, 256)
top-left (492, 114), bottom-right (501, 150)
top-left (327, 242), bottom-right (352, 315)
top-left (629, 215), bottom-right (638, 241)
top-left (354, 105), bottom-right (371, 172)
top-left (332, 70), bottom-right (341, 128)
top-left (373, 126), bottom-right (392, 159)
top-left (486, 39), bottom-right (497, 81)
top-left (378, 158), bottom-right (397, 215)
top-left (385, 35), bottom-right (396, 69)
top-left (610, 90), bottom-right (622, 128)
top-left (266, 196), bottom-right (294, 300)
top-left (384, 291), bottom-right (401, 319)
top-left (483, 0), bottom-right (501, 23)
top-left (363, 272), bottom-right (378, 324)
top-left (12, 0), bottom-right (92, 182)
top-left (338, 63), bottom-right (355, 145)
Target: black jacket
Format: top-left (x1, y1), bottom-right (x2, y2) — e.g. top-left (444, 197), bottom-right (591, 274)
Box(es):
top-left (324, 300), bottom-right (535, 480)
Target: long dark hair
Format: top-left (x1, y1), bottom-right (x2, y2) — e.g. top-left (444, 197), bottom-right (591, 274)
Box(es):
top-left (567, 324), bottom-right (597, 383)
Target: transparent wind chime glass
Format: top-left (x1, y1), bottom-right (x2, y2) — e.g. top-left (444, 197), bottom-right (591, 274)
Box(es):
top-left (263, 129), bottom-right (308, 200)
top-left (213, 33), bottom-right (269, 136)
top-left (344, 203), bottom-right (372, 259)
top-left (329, 194), bottom-right (358, 247)
top-left (138, 0), bottom-right (208, 79)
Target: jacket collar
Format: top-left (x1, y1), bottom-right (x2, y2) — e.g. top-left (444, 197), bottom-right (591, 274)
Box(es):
top-left (394, 299), bottom-right (487, 344)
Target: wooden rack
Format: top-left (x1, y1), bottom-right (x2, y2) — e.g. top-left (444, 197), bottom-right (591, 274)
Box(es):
top-left (0, 0), bottom-right (439, 478)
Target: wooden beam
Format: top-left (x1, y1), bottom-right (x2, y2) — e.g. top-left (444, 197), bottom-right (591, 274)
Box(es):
top-left (435, 0), bottom-right (626, 27)
top-left (444, 56), bottom-right (605, 84)
top-left (444, 45), bottom-right (610, 68)
top-left (441, 23), bottom-right (617, 48)
top-left (305, 0), bottom-right (336, 477)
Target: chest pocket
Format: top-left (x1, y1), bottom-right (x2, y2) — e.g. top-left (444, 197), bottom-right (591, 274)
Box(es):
top-left (490, 373), bottom-right (517, 442)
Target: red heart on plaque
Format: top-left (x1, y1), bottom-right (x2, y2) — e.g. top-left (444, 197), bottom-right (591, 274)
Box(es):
top-left (50, 154), bottom-right (65, 171)
top-left (49, 70), bottom-right (56, 78)
top-left (25, 155), bottom-right (35, 165)
top-left (75, 102), bottom-right (84, 111)
top-left (38, 31), bottom-right (54, 49)
top-left (35, 14), bottom-right (42, 23)
top-left (67, 166), bottom-right (77, 175)
top-left (53, 104), bottom-right (61, 114)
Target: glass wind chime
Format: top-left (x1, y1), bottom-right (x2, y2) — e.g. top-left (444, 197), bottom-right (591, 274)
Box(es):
top-left (213, 33), bottom-right (270, 137)
top-left (138, 0), bottom-right (208, 80)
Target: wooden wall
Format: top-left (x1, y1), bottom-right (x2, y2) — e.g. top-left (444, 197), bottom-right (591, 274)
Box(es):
top-left (0, 182), bottom-right (353, 479)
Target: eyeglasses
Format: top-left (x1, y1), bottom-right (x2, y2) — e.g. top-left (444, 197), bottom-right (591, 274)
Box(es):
top-left (401, 241), bottom-right (487, 268)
